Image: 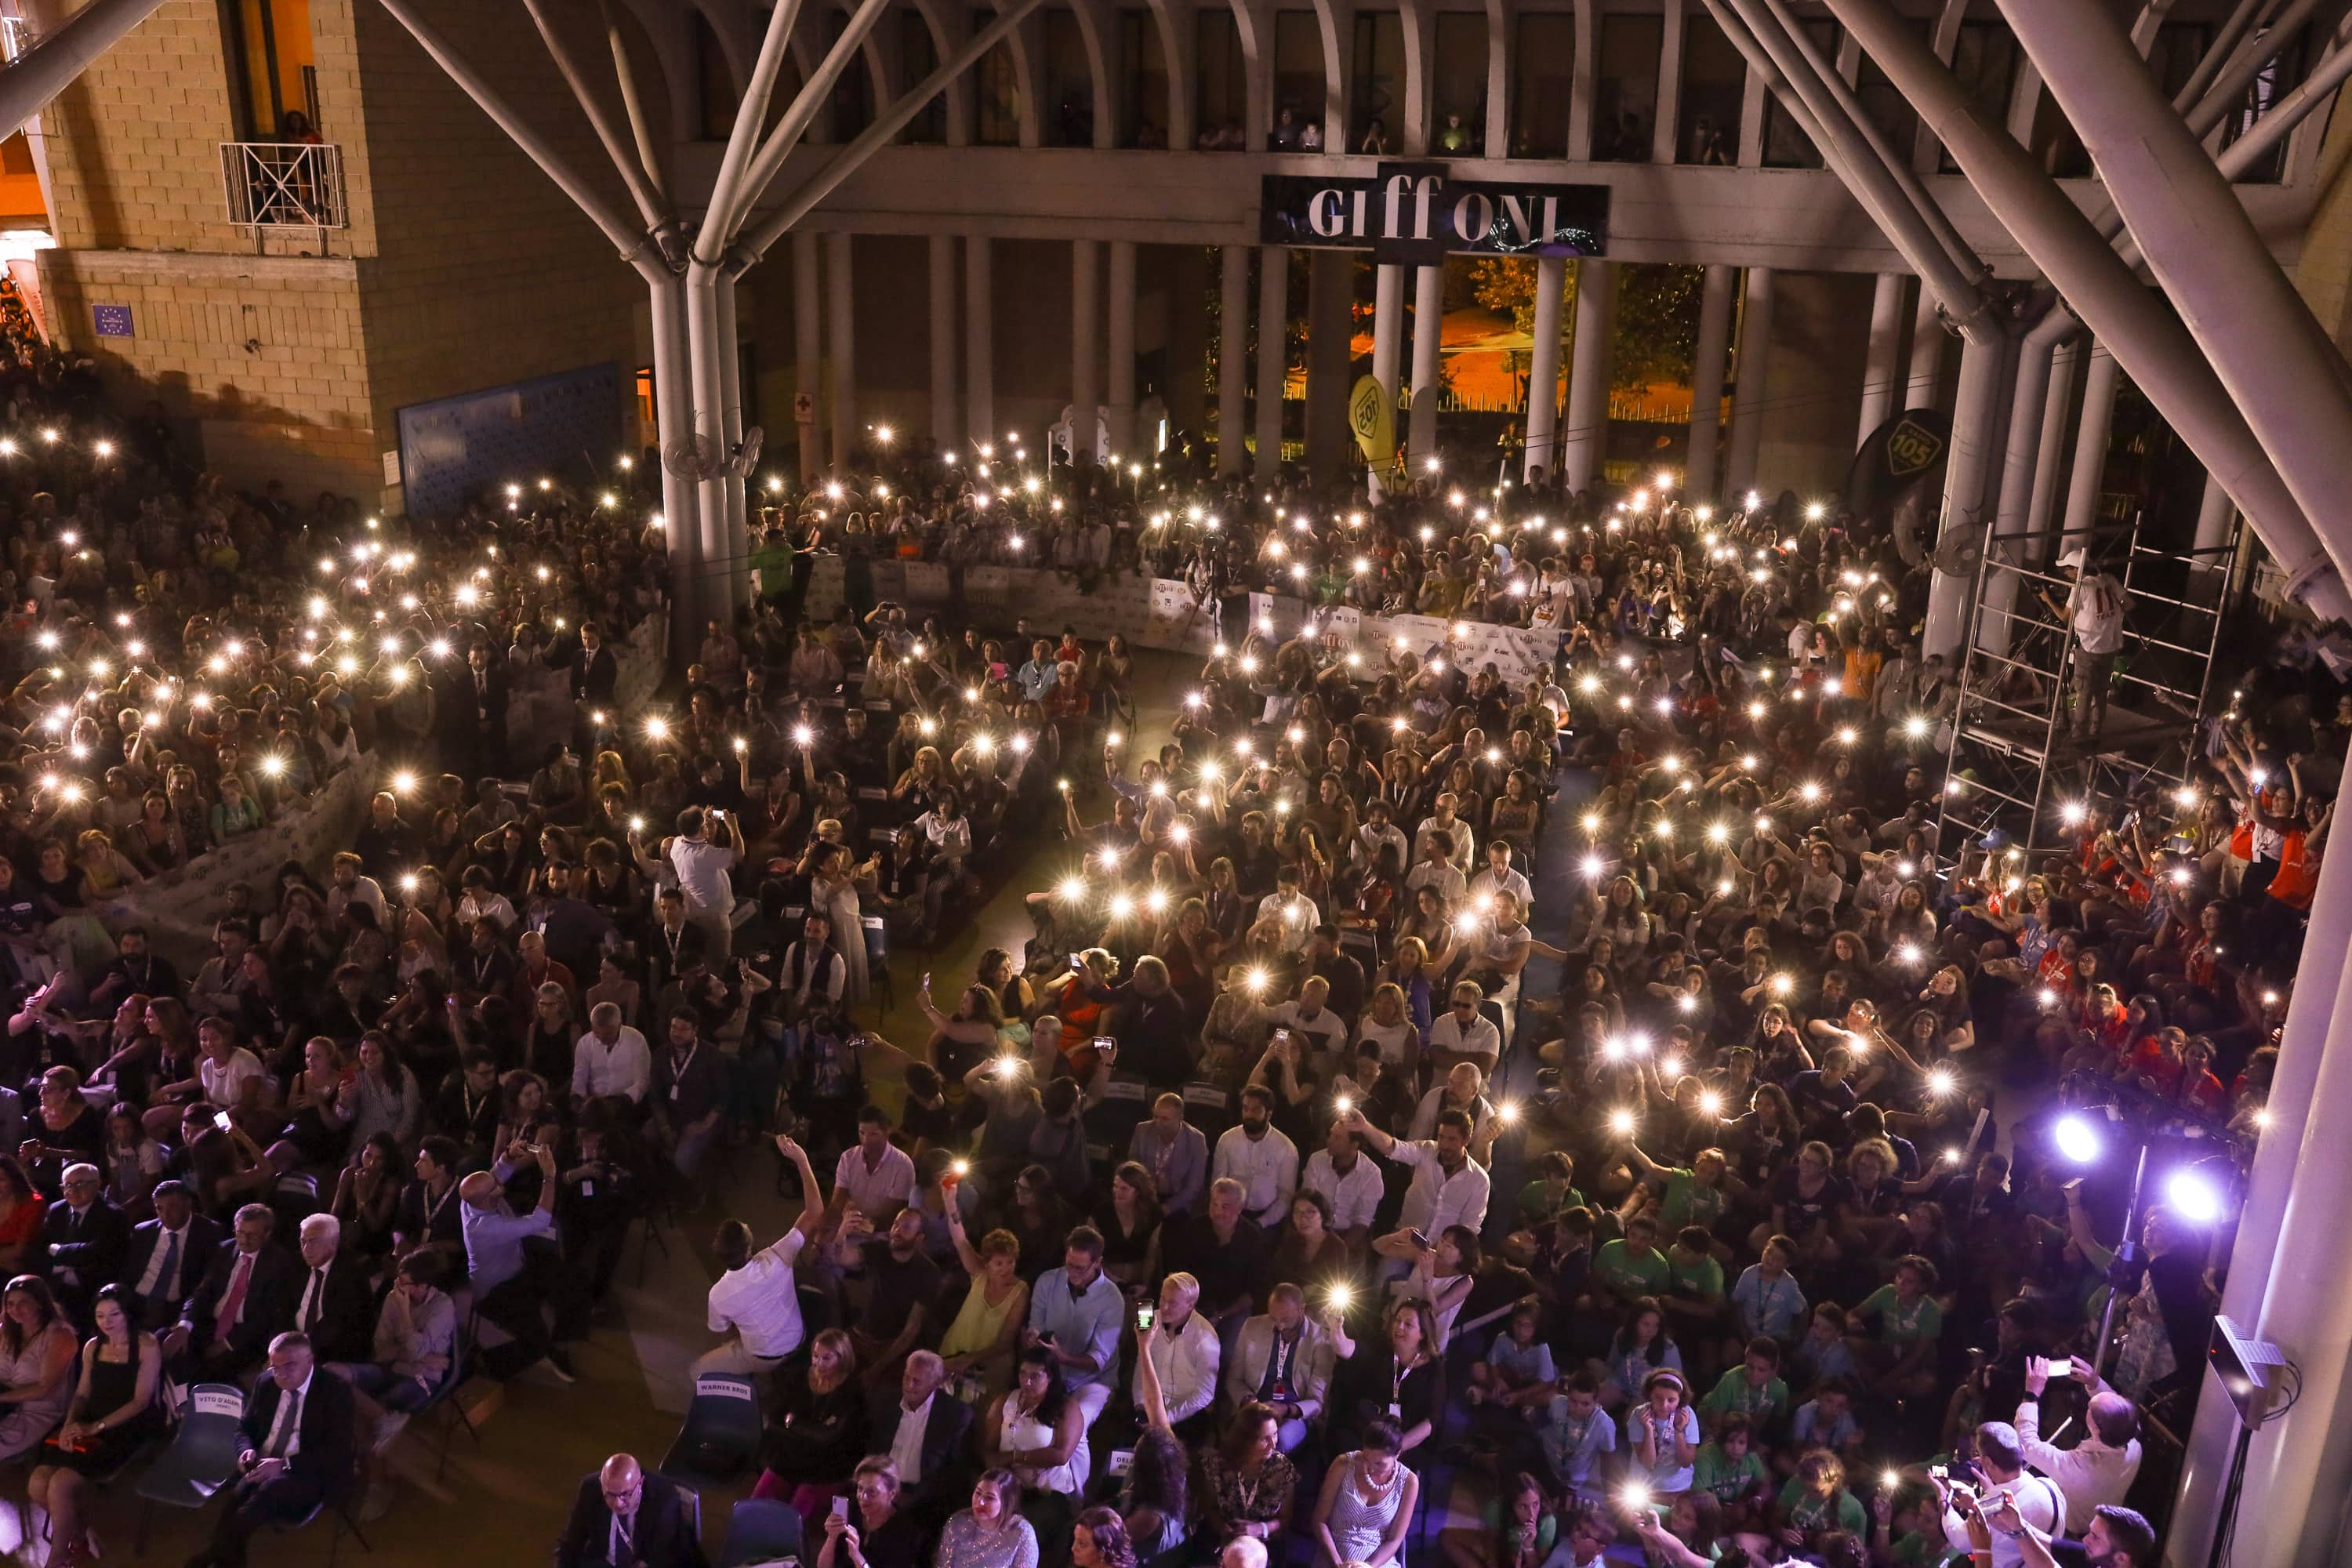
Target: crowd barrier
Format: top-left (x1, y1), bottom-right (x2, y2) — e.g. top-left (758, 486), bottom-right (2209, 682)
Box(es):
top-left (75, 610), bottom-right (669, 976)
top-left (801, 557), bottom-right (1563, 686)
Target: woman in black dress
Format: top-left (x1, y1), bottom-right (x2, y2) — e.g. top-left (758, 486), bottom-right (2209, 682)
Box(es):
top-left (28, 1283), bottom-right (162, 1563)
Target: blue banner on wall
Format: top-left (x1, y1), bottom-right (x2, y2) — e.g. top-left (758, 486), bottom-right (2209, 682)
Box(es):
top-left (394, 363), bottom-right (623, 517)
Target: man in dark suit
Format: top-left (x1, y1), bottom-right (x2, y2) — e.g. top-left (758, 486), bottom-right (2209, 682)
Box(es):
top-left (554, 1453), bottom-right (708, 1568)
top-left (41, 1161), bottom-right (129, 1323)
top-left (288, 1214), bottom-right (377, 1367)
top-left (551, 620), bottom-right (620, 760)
top-left (181, 1331), bottom-right (357, 1568)
top-left (163, 1203), bottom-right (299, 1380)
top-left (118, 1180), bottom-right (224, 1330)
top-left (453, 642), bottom-right (510, 781)
top-left (864, 1350), bottom-right (972, 1523)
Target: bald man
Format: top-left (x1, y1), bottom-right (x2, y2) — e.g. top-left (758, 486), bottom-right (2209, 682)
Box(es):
top-left (461, 1141), bottom-right (577, 1381)
top-left (2018, 1356), bottom-right (2143, 1532)
top-left (555, 1453), bottom-right (708, 1568)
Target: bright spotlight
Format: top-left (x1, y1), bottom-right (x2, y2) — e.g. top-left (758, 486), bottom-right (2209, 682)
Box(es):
top-left (2053, 1113), bottom-right (2103, 1165)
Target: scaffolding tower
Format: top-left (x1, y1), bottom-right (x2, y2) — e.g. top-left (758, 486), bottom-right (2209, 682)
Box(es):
top-left (1933, 511), bottom-right (2238, 869)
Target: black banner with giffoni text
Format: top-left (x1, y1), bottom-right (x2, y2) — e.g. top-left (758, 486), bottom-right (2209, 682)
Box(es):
top-left (1260, 164), bottom-right (1610, 263)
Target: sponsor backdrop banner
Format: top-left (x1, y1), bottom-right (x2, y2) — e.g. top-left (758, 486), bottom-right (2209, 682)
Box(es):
top-left (805, 559), bottom-right (1559, 684)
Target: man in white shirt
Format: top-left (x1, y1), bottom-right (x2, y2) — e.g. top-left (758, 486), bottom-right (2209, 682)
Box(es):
top-left (833, 1105), bottom-right (916, 1221)
top-left (572, 1003), bottom-right (651, 1105)
top-left (1429, 982), bottom-right (1503, 1075)
top-left (1403, 834), bottom-right (1469, 906)
top-left (1224, 1284), bottom-right (1332, 1452)
top-left (694, 1138), bottom-right (821, 1377)
top-left (665, 804), bottom-right (742, 960)
top-left (1351, 800), bottom-right (1410, 875)
top-left (1414, 793), bottom-right (1476, 873)
top-left (2041, 550), bottom-right (2125, 743)
top-left (1253, 978), bottom-right (1348, 1063)
top-left (1347, 1105), bottom-right (1491, 1238)
top-left (1132, 1272), bottom-right (1221, 1433)
top-left (2016, 1359), bottom-right (2142, 1534)
top-left (1942, 1421), bottom-right (2064, 1568)
top-left (1468, 838), bottom-right (1534, 917)
top-left (1212, 1086), bottom-right (1299, 1229)
top-left (1252, 867), bottom-right (1320, 955)
top-left (1301, 1118), bottom-right (1385, 1248)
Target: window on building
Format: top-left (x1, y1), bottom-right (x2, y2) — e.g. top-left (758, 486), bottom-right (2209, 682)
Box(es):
top-left (974, 5), bottom-right (1022, 144)
top-left (1044, 10), bottom-right (1094, 146)
top-left (1432, 11), bottom-right (1486, 154)
top-left (1272, 11), bottom-right (1323, 140)
top-left (1351, 9), bottom-right (1404, 151)
top-left (1595, 13), bottom-right (1662, 161)
top-left (1677, 11), bottom-right (1743, 165)
top-left (901, 11), bottom-right (947, 142)
top-left (1760, 17), bottom-right (1831, 168)
top-left (1939, 21), bottom-right (2019, 172)
top-left (1198, 6), bottom-right (1245, 147)
top-left (220, 0), bottom-right (316, 140)
top-left (1120, 9), bottom-right (1171, 147)
top-left (1511, 10), bottom-right (1573, 158)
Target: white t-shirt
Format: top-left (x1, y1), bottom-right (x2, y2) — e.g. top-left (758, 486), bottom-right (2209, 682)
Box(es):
top-left (706, 1229), bottom-right (807, 1359)
top-left (201, 1047), bottom-right (264, 1109)
top-left (2067, 573), bottom-right (2125, 655)
top-left (669, 836), bottom-right (737, 916)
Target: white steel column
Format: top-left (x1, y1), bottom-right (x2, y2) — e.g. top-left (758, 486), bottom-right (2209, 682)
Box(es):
top-left (1905, 281), bottom-right (1946, 410)
top-left (1725, 266), bottom-right (1774, 495)
top-left (1688, 263), bottom-right (1737, 494)
top-left (1922, 333), bottom-right (2002, 659)
top-left (1373, 263), bottom-right (1406, 467)
top-left (1408, 261), bottom-right (1446, 469)
top-left (1071, 238), bottom-right (1101, 469)
top-left (929, 234), bottom-right (959, 447)
top-left (1523, 256), bottom-right (1567, 482)
top-left (1562, 260), bottom-right (1615, 494)
top-left (2024, 338), bottom-right (2078, 564)
top-left (966, 236), bottom-right (994, 448)
top-left (826, 230), bottom-right (857, 470)
top-left (2192, 473), bottom-right (2235, 574)
top-left (1981, 313), bottom-right (2073, 655)
top-left (648, 271), bottom-right (704, 655)
top-left (794, 230), bottom-right (824, 484)
top-left (1218, 244), bottom-right (1252, 476)
top-left (1107, 240), bottom-right (1138, 456)
top-left (1256, 247), bottom-right (1287, 480)
top-left (1857, 271), bottom-right (1905, 439)
top-left (2060, 343), bottom-right (2120, 555)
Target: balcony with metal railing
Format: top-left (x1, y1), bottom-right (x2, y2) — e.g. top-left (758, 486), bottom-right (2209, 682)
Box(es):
top-left (219, 141), bottom-right (347, 231)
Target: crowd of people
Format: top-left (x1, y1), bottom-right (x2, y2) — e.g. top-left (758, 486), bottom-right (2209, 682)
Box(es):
top-left (0, 304), bottom-right (2310, 1568)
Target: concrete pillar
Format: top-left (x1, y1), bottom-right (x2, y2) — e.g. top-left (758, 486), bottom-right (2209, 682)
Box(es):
top-left (2024, 337), bottom-right (2078, 564)
top-left (1218, 244), bottom-right (1251, 476)
top-left (928, 234), bottom-right (959, 448)
top-left (793, 230), bottom-right (824, 484)
top-left (825, 230), bottom-right (856, 470)
top-left (1687, 263), bottom-right (1737, 495)
top-left (1906, 279), bottom-right (1946, 411)
top-left (1980, 318), bottom-right (2070, 656)
top-left (1107, 239), bottom-right (1137, 456)
top-left (2060, 343), bottom-right (2121, 556)
top-left (648, 270), bottom-right (704, 668)
top-left (1858, 270), bottom-right (1906, 441)
top-left (1725, 265), bottom-right (1774, 495)
top-left (1523, 256), bottom-right (1567, 481)
top-left (2192, 471), bottom-right (2236, 575)
top-left (1255, 246), bottom-right (1287, 480)
top-left (1373, 263), bottom-right (1406, 470)
top-left (1561, 260), bottom-right (1615, 494)
top-left (1408, 261), bottom-right (1445, 469)
top-left (1922, 333), bottom-right (2002, 659)
top-left (1071, 238), bottom-right (1100, 468)
top-left (965, 235), bottom-right (994, 448)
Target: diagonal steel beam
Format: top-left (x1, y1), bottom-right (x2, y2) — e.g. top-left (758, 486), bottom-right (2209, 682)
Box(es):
top-left (521, 0), bottom-right (672, 238)
top-left (735, 0), bottom-right (1051, 262)
top-left (717, 0), bottom-right (896, 243)
top-left (595, 0), bottom-right (670, 206)
top-left (699, 0), bottom-right (804, 260)
top-left (1821, 0), bottom-right (2352, 623)
top-left (0, 0), bottom-right (168, 144)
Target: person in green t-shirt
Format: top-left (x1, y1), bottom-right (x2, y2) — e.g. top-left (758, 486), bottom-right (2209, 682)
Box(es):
top-left (1690, 1413), bottom-right (1773, 1523)
top-left (1515, 1150), bottom-right (1586, 1229)
top-left (1625, 1141), bottom-right (1734, 1235)
top-left (1776, 1450), bottom-right (1868, 1552)
top-left (1854, 1254), bottom-right (1944, 1399)
top-left (1592, 1214), bottom-right (1671, 1308)
top-left (1662, 1225), bottom-right (1728, 1348)
top-left (1698, 1337), bottom-right (1791, 1436)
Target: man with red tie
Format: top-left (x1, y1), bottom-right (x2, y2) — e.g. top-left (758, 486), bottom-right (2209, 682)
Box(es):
top-left (160, 1203), bottom-right (298, 1381)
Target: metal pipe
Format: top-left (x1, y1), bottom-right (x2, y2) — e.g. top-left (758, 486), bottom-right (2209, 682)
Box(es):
top-left (1922, 331), bottom-right (2003, 659)
top-left (648, 270), bottom-right (703, 669)
top-left (737, 0), bottom-right (1051, 260)
top-left (2060, 345), bottom-right (2121, 556)
top-left (716, 269), bottom-right (747, 617)
top-left (1686, 263), bottom-right (1735, 492)
top-left (1980, 308), bottom-right (2071, 654)
top-left (1824, 0), bottom-right (2352, 623)
top-left (722, 0), bottom-right (896, 243)
top-left (521, 0), bottom-right (670, 234)
top-left (2181, 0), bottom-right (2327, 142)
top-left (1408, 261), bottom-right (1445, 467)
top-left (1857, 272), bottom-right (1906, 440)
top-left (374, 0), bottom-right (649, 261)
top-left (2172, 0), bottom-right (2272, 110)
top-left (1754, 0), bottom-right (1984, 301)
top-left (594, 0), bottom-right (670, 205)
top-left (700, 0), bottom-right (804, 252)
top-left (0, 0), bottom-right (165, 147)
top-left (1524, 256), bottom-right (1567, 481)
top-left (684, 261), bottom-right (731, 627)
top-left (2025, 337), bottom-right (2078, 563)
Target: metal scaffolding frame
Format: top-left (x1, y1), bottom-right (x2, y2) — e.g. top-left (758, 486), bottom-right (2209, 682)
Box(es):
top-left (1933, 512), bottom-right (2238, 867)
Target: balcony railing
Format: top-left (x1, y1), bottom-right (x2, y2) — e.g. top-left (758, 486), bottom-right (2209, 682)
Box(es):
top-left (220, 141), bottom-right (347, 230)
